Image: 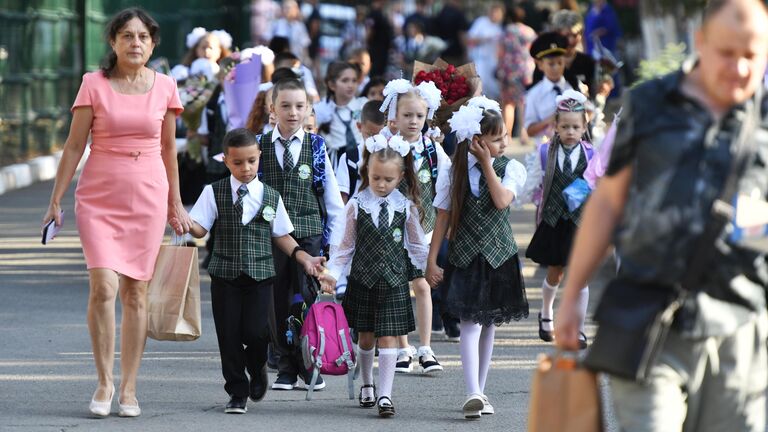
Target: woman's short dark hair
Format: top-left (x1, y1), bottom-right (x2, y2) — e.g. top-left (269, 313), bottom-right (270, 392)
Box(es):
top-left (101, 8), bottom-right (160, 78)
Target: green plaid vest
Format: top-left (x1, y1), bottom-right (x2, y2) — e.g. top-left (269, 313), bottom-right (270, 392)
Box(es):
top-left (207, 179), bottom-right (279, 281)
top-left (349, 206), bottom-right (409, 289)
top-left (541, 146), bottom-right (588, 227)
top-left (259, 132), bottom-right (322, 239)
top-left (398, 157), bottom-right (436, 233)
top-left (448, 157), bottom-right (518, 269)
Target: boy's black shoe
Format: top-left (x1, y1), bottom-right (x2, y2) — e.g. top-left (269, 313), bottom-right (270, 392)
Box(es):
top-left (271, 373), bottom-right (297, 390)
top-left (224, 395), bottom-right (247, 414)
top-left (443, 318), bottom-right (461, 342)
top-left (298, 372), bottom-right (326, 390)
top-left (249, 364), bottom-right (268, 402)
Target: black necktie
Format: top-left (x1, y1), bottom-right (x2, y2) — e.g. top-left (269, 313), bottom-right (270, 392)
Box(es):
top-left (235, 184), bottom-right (248, 214)
top-left (336, 110), bottom-right (357, 159)
top-left (281, 138), bottom-right (294, 172)
top-left (562, 146), bottom-right (574, 177)
top-left (378, 201), bottom-right (389, 233)
top-left (553, 85), bottom-right (562, 96)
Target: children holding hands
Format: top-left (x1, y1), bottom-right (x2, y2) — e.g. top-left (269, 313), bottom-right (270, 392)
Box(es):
top-left (320, 134), bottom-right (429, 417)
top-left (185, 128), bottom-right (326, 414)
top-left (427, 100), bottom-right (529, 419)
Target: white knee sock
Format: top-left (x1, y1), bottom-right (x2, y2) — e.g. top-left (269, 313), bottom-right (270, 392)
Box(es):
top-left (478, 325), bottom-right (496, 393)
top-left (577, 286), bottom-right (589, 333)
top-left (359, 347), bottom-right (375, 385)
top-left (541, 279), bottom-right (559, 330)
top-left (377, 348), bottom-right (398, 400)
top-left (460, 320), bottom-right (482, 396)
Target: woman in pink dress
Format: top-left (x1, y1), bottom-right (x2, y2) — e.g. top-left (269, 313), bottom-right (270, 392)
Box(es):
top-left (42, 8), bottom-right (193, 418)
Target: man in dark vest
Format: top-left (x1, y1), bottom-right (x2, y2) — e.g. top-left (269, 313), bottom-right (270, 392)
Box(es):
top-left (556, 1), bottom-right (768, 430)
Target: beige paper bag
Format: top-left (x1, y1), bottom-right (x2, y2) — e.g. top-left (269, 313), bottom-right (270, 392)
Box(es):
top-left (528, 353), bottom-right (603, 432)
top-left (146, 245), bottom-right (201, 341)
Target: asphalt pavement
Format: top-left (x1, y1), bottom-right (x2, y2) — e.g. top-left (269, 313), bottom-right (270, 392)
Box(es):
top-left (0, 146), bottom-right (619, 432)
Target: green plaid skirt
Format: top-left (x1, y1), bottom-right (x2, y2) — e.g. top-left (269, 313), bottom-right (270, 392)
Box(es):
top-left (343, 278), bottom-right (415, 337)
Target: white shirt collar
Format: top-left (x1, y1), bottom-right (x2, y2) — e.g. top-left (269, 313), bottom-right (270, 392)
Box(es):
top-left (271, 125), bottom-right (304, 145)
top-left (542, 76), bottom-right (567, 93)
top-left (467, 153), bottom-right (495, 169)
top-left (408, 136), bottom-right (424, 155)
top-left (229, 176), bottom-right (263, 195)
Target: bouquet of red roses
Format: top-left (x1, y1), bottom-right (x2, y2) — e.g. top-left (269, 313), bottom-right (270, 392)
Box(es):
top-left (414, 64), bottom-right (470, 105)
top-left (411, 58), bottom-right (481, 135)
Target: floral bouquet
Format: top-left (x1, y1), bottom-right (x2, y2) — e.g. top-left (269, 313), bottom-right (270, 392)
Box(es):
top-left (178, 75), bottom-right (217, 161)
top-left (412, 58), bottom-right (481, 135)
top-left (222, 46), bottom-right (274, 130)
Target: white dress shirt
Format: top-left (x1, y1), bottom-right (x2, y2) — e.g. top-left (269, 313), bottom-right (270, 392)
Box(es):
top-left (524, 76), bottom-right (572, 142)
top-left (270, 125), bottom-right (345, 237)
top-left (557, 143), bottom-right (582, 171)
top-left (335, 143), bottom-right (365, 197)
top-left (189, 177), bottom-right (293, 237)
top-left (433, 155), bottom-right (528, 210)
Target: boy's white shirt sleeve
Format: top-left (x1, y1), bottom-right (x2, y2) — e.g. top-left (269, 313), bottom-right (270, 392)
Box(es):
top-left (189, 185), bottom-right (217, 232)
top-left (335, 153), bottom-right (351, 194)
top-left (327, 200), bottom-right (358, 281)
top-left (322, 152), bottom-right (346, 236)
top-left (271, 197), bottom-right (294, 237)
top-left (523, 84), bottom-right (541, 129)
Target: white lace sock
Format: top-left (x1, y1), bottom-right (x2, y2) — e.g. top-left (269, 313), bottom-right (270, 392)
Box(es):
top-left (460, 320), bottom-right (482, 396)
top-left (541, 279), bottom-right (559, 331)
top-left (577, 286), bottom-right (589, 333)
top-left (359, 347), bottom-right (375, 385)
top-left (478, 325), bottom-right (496, 393)
top-left (377, 348), bottom-right (398, 400)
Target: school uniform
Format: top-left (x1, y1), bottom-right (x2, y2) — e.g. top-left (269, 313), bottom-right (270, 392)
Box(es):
top-left (258, 126), bottom-right (344, 384)
top-left (313, 97), bottom-right (367, 168)
top-left (189, 176), bottom-right (293, 398)
top-left (327, 188), bottom-right (429, 337)
top-left (526, 140), bottom-right (589, 267)
top-left (523, 76), bottom-right (573, 146)
top-left (335, 142), bottom-right (365, 200)
top-left (434, 155), bottom-right (529, 326)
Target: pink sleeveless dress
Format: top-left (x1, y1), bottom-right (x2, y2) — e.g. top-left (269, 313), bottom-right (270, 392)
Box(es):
top-left (72, 71), bottom-right (183, 281)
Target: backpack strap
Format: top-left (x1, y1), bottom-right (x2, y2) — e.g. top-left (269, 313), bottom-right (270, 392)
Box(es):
top-left (305, 325), bottom-right (326, 401)
top-left (309, 133), bottom-right (330, 248)
top-left (335, 328), bottom-right (356, 399)
top-left (582, 142), bottom-right (594, 161)
top-left (539, 142), bottom-right (549, 172)
top-left (422, 136), bottom-right (439, 179)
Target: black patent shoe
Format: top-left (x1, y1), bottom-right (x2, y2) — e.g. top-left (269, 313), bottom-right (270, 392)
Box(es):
top-left (224, 395), bottom-right (247, 414)
top-left (377, 396), bottom-right (395, 417)
top-left (359, 384), bottom-right (376, 408)
top-left (249, 364), bottom-right (268, 402)
top-left (538, 313), bottom-right (554, 342)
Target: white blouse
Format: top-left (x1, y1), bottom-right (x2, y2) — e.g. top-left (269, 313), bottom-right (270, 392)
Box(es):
top-left (327, 188), bottom-right (429, 281)
top-left (433, 156), bottom-right (527, 210)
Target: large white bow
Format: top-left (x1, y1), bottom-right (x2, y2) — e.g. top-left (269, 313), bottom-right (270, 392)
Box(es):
top-left (448, 105), bottom-right (484, 143)
top-left (365, 134), bottom-right (410, 157)
top-left (415, 81), bottom-right (442, 119)
top-left (379, 79), bottom-right (413, 121)
top-left (467, 95), bottom-right (501, 113)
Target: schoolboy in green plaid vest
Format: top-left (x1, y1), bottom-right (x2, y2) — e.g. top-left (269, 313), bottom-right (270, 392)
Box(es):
top-left (448, 157), bottom-right (518, 268)
top-left (187, 128), bottom-right (325, 414)
top-left (540, 143), bottom-right (588, 227)
top-left (258, 78), bottom-right (345, 390)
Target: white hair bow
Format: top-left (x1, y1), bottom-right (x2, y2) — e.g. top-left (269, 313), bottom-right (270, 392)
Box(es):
top-left (448, 105), bottom-right (484, 143)
top-left (211, 29), bottom-right (233, 50)
top-left (467, 95), bottom-right (501, 113)
top-left (415, 81), bottom-right (442, 119)
top-left (380, 79), bottom-right (413, 121)
top-left (555, 89), bottom-right (587, 106)
top-left (365, 134), bottom-right (410, 157)
top-left (186, 27), bottom-right (208, 49)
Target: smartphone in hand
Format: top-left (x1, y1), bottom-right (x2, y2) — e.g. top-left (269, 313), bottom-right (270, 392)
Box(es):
top-left (41, 210), bottom-right (64, 245)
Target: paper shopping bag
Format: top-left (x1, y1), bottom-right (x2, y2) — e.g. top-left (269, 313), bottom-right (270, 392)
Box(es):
top-left (528, 353), bottom-right (603, 432)
top-left (147, 245), bottom-right (201, 341)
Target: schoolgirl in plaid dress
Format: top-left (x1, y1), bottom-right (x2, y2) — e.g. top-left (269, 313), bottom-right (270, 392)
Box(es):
top-left (522, 89), bottom-right (593, 349)
top-left (380, 79), bottom-right (450, 374)
top-left (321, 134), bottom-right (428, 418)
top-left (427, 103), bottom-right (528, 419)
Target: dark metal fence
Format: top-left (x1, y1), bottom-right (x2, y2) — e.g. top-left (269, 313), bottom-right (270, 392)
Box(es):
top-left (0, 0), bottom-right (249, 166)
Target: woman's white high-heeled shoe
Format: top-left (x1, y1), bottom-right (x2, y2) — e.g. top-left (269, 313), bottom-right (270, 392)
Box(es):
top-left (118, 398), bottom-right (141, 417)
top-left (89, 385), bottom-right (114, 417)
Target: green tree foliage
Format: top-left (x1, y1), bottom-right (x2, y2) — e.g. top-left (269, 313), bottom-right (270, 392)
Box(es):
top-left (633, 43), bottom-right (687, 86)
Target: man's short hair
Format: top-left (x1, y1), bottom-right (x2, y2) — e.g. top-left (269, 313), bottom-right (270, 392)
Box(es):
top-left (550, 10), bottom-right (583, 32)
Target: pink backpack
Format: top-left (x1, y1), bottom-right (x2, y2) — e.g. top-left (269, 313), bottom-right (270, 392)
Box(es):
top-left (300, 295), bottom-right (356, 401)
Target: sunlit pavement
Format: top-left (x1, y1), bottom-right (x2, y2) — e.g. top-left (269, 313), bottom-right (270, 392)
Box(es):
top-left (0, 144), bottom-right (619, 431)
